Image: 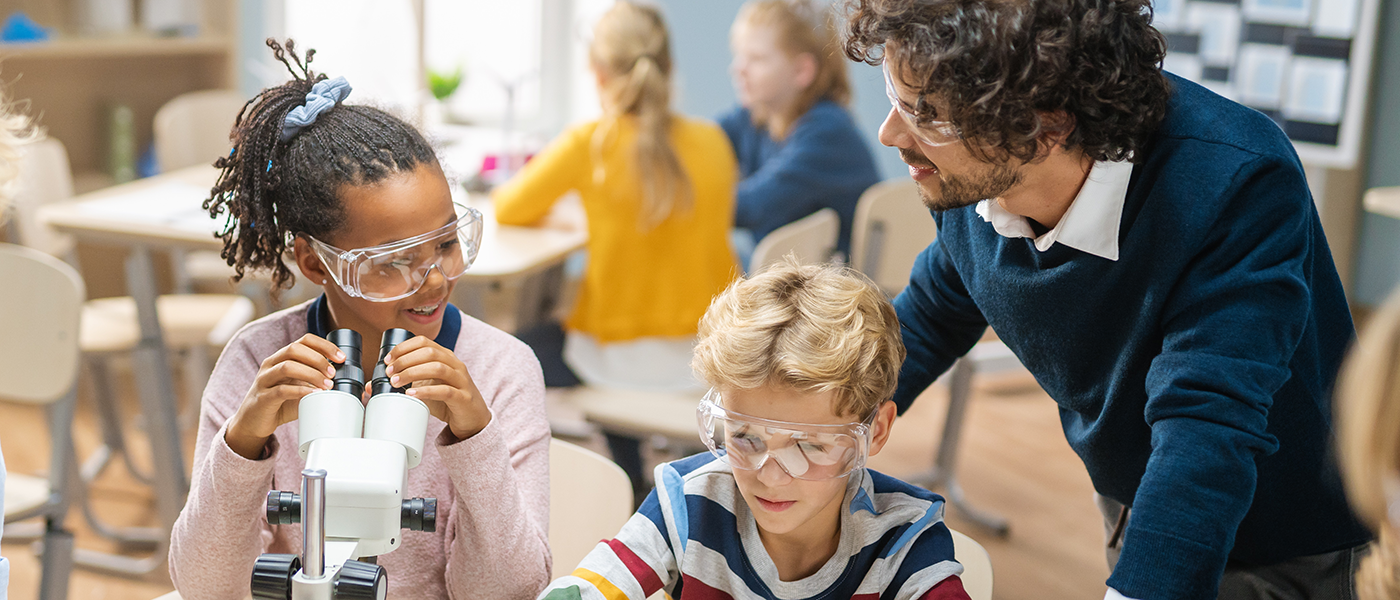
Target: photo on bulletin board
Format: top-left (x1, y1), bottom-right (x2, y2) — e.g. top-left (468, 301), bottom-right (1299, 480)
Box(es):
top-left (1242, 0), bottom-right (1314, 27)
top-left (1236, 44), bottom-right (1290, 109)
top-left (1284, 57), bottom-right (1348, 125)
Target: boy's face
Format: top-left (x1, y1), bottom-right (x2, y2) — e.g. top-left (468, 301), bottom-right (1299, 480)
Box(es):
top-left (722, 384), bottom-right (896, 546)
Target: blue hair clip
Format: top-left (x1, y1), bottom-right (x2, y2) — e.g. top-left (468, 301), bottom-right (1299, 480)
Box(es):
top-left (280, 76), bottom-right (353, 142)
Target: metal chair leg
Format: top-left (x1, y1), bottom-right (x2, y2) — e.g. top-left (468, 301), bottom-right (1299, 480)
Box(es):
top-left (911, 358), bottom-right (1011, 537)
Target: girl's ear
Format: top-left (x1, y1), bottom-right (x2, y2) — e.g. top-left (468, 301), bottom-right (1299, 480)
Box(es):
top-left (793, 52), bottom-right (819, 92)
top-left (292, 236), bottom-right (331, 286)
top-left (867, 400), bottom-right (899, 456)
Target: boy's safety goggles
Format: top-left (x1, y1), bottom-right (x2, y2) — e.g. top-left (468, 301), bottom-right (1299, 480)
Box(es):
top-left (883, 62), bottom-right (963, 147)
top-left (303, 204), bottom-right (483, 302)
top-left (696, 389), bottom-right (873, 481)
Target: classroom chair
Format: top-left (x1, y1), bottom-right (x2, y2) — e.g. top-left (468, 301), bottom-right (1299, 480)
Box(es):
top-left (548, 438), bottom-right (635, 579)
top-left (950, 528), bottom-right (995, 600)
top-left (850, 179), bottom-right (1017, 536)
top-left (750, 207), bottom-right (840, 272)
top-left (0, 243), bottom-right (84, 600)
top-left (11, 137), bottom-right (255, 557)
top-left (153, 89), bottom-right (245, 173)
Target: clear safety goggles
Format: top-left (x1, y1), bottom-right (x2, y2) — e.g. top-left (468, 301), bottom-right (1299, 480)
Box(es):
top-left (884, 62), bottom-right (963, 147)
top-left (303, 204), bottom-right (483, 302)
top-left (696, 389), bottom-right (873, 481)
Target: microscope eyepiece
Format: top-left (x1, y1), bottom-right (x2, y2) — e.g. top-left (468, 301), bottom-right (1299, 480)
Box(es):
top-left (326, 329), bottom-right (365, 397)
top-left (370, 328), bottom-right (413, 396)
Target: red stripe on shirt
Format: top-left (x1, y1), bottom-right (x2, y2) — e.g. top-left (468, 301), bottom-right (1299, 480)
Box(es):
top-left (605, 538), bottom-right (664, 596)
top-left (678, 574), bottom-right (736, 600)
top-left (918, 575), bottom-right (970, 600)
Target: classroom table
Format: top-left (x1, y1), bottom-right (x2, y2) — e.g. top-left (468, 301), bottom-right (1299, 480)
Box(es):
top-left (38, 164), bottom-right (586, 576)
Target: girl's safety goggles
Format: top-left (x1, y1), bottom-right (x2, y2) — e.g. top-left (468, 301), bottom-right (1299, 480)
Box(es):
top-left (883, 61), bottom-right (963, 147)
top-left (696, 389), bottom-right (873, 481)
top-left (303, 204), bottom-right (483, 302)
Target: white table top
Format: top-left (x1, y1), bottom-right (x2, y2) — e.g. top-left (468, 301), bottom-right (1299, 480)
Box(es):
top-left (37, 165), bottom-right (587, 280)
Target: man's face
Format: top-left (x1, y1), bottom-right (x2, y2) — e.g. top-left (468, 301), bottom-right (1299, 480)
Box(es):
top-left (878, 59), bottom-right (1023, 212)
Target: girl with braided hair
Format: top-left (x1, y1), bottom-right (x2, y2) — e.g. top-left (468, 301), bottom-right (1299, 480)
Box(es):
top-left (169, 40), bottom-right (551, 600)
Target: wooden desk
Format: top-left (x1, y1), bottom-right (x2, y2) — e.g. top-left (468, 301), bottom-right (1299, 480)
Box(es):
top-left (38, 165), bottom-right (585, 576)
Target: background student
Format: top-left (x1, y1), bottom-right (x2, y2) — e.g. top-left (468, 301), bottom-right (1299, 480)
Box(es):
top-left (495, 1), bottom-right (738, 394)
top-left (1337, 288), bottom-right (1400, 600)
top-left (720, 0), bottom-right (880, 266)
top-left (538, 260), bottom-right (968, 600)
top-left (167, 40), bottom-right (551, 600)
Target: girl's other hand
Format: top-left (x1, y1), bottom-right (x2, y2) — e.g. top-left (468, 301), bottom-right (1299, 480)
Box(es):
top-left (384, 336), bottom-right (491, 441)
top-left (225, 333), bottom-right (346, 460)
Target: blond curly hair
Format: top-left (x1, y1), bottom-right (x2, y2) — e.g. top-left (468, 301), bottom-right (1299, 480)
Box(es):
top-left (692, 257), bottom-right (905, 419)
top-left (0, 85), bottom-right (38, 217)
top-left (1337, 288), bottom-right (1400, 600)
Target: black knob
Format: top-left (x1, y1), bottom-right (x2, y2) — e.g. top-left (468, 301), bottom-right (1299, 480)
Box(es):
top-left (401, 497), bottom-right (437, 532)
top-left (334, 559), bottom-right (388, 599)
top-left (250, 553), bottom-right (300, 600)
top-left (266, 491), bottom-right (300, 525)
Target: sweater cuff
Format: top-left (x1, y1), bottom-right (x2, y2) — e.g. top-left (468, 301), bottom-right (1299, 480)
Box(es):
top-left (210, 422), bottom-right (280, 485)
top-left (1107, 525), bottom-right (1224, 600)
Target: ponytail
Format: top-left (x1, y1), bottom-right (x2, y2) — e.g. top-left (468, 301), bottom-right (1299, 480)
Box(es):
top-left (588, 2), bottom-right (692, 229)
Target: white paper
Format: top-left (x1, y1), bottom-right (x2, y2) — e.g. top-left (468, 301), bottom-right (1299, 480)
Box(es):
top-left (1313, 0), bottom-right (1360, 37)
top-left (1284, 57), bottom-right (1348, 123)
top-left (1188, 3), bottom-right (1243, 65)
top-left (1237, 44), bottom-right (1293, 108)
top-left (1242, 0), bottom-right (1315, 26)
top-left (1163, 52), bottom-right (1204, 81)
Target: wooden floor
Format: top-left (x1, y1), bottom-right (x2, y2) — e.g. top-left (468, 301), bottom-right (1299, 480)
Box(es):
top-left (2, 359), bottom-right (1108, 600)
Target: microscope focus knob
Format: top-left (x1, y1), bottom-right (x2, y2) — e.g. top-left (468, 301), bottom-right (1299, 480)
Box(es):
top-left (334, 559), bottom-right (388, 599)
top-left (266, 491), bottom-right (300, 525)
top-left (401, 497), bottom-right (437, 532)
top-left (250, 553), bottom-right (300, 600)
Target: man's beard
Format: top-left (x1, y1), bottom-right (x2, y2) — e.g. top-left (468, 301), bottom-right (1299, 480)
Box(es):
top-left (900, 148), bottom-right (1023, 212)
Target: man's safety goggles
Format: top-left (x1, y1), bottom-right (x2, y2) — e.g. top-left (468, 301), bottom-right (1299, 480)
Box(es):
top-left (696, 389), bottom-right (873, 481)
top-left (303, 204), bottom-right (483, 302)
top-left (883, 62), bottom-right (963, 147)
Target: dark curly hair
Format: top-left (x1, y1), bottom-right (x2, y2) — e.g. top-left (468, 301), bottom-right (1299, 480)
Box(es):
top-left (204, 39), bottom-right (438, 293)
top-left (842, 0), bottom-right (1169, 164)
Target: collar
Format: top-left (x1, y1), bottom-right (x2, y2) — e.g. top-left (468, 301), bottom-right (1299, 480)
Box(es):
top-left (306, 294), bottom-right (462, 351)
top-left (974, 159), bottom-right (1133, 261)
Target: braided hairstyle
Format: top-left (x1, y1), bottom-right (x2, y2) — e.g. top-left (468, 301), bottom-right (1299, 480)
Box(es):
top-left (204, 39), bottom-right (438, 293)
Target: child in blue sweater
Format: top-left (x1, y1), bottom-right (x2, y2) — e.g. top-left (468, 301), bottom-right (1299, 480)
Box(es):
top-left (538, 260), bottom-right (969, 599)
top-left (720, 0), bottom-right (880, 265)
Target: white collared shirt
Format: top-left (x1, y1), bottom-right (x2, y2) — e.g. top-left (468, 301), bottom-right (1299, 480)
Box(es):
top-left (975, 159), bottom-right (1134, 261)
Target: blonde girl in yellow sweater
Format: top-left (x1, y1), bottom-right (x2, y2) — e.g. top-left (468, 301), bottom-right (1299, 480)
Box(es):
top-left (493, 1), bottom-right (739, 394)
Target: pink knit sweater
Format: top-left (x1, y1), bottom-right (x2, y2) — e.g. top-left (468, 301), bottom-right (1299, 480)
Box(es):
top-left (169, 301), bottom-right (552, 599)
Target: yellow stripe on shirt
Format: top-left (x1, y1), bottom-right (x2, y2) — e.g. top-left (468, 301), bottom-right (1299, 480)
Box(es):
top-left (573, 567), bottom-right (630, 600)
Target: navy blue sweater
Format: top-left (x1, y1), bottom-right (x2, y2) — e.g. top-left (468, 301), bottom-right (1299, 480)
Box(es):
top-left (892, 75), bottom-right (1370, 599)
top-left (719, 100), bottom-right (881, 258)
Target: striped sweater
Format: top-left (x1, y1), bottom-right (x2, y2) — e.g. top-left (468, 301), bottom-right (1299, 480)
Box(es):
top-left (539, 453), bottom-right (969, 600)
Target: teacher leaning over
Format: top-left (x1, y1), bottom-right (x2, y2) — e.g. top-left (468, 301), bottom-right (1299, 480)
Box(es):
top-left (842, 0), bottom-right (1370, 598)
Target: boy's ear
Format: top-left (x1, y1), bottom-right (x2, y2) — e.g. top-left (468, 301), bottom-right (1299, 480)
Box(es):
top-left (867, 400), bottom-right (899, 456)
top-left (292, 236), bottom-right (331, 286)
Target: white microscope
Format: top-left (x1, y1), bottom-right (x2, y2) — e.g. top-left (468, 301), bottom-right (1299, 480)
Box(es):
top-left (250, 328), bottom-right (437, 600)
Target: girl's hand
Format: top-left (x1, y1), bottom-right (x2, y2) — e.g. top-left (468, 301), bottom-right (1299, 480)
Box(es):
top-left (384, 336), bottom-right (492, 440)
top-left (226, 334), bottom-right (345, 460)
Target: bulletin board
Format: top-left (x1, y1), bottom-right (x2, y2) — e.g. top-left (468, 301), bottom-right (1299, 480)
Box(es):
top-left (1151, 0), bottom-right (1382, 168)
